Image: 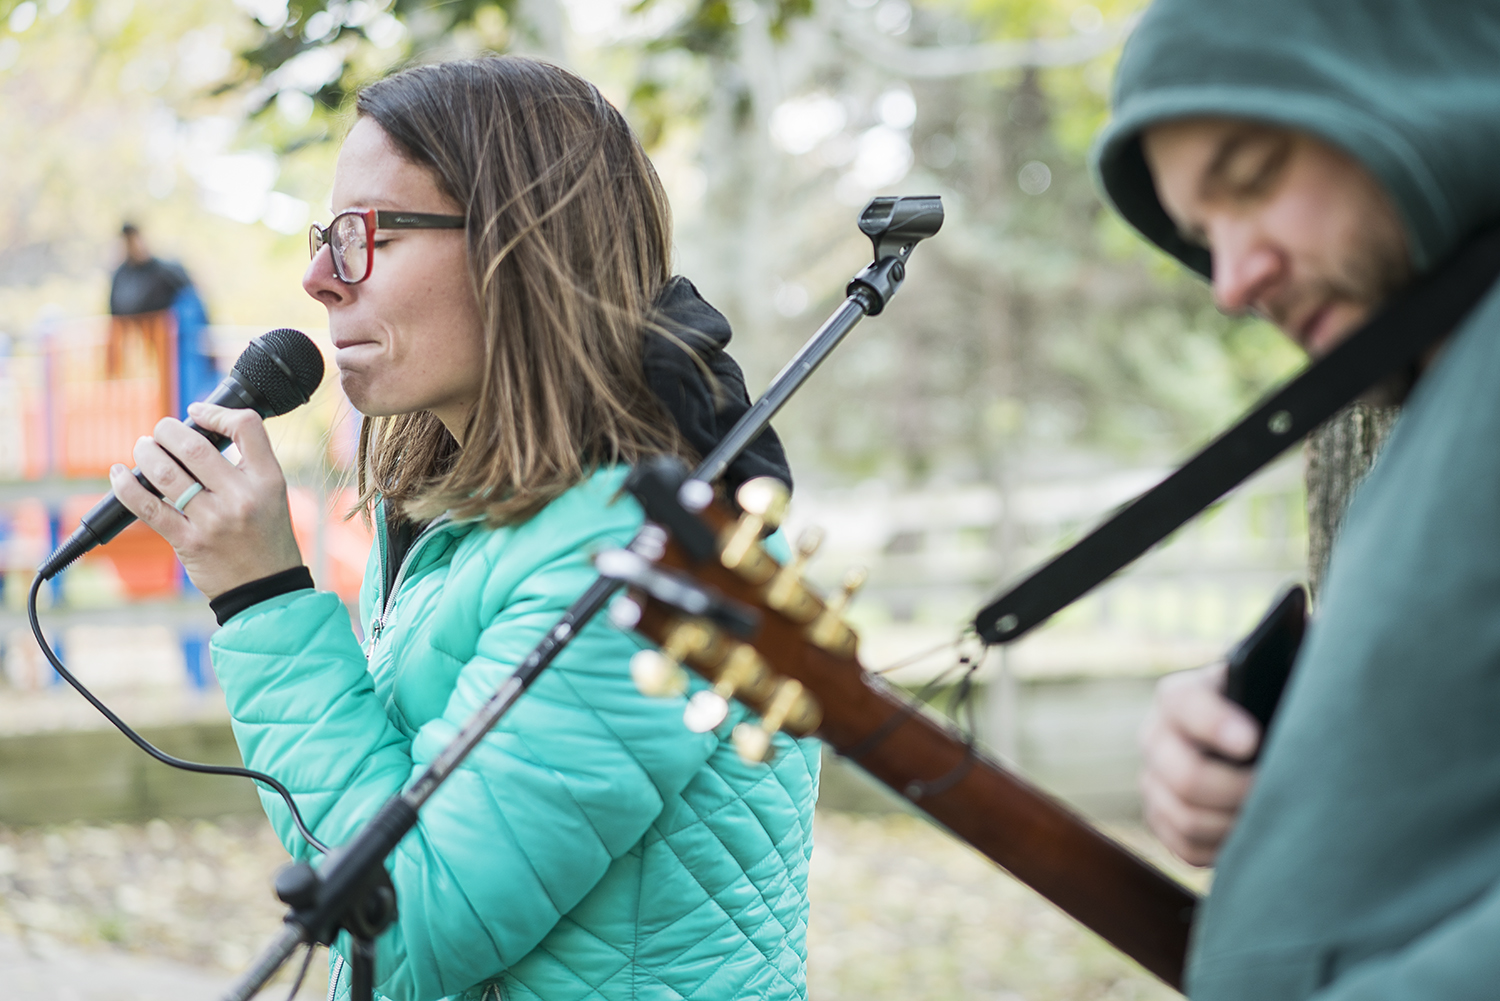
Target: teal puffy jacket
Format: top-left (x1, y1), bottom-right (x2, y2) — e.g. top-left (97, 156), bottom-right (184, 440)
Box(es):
top-left (209, 466), bottom-right (820, 1001)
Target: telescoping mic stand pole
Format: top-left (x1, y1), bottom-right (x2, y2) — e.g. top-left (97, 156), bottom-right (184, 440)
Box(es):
top-left (221, 195), bottom-right (944, 1001)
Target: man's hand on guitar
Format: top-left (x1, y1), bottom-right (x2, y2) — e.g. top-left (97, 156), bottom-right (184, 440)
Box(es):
top-left (1139, 662), bottom-right (1261, 867)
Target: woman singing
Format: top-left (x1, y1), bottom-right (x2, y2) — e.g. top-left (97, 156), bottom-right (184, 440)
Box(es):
top-left (110, 56), bottom-right (816, 1001)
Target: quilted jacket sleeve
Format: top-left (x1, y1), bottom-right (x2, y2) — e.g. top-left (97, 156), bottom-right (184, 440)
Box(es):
top-left (210, 482), bottom-right (721, 1001)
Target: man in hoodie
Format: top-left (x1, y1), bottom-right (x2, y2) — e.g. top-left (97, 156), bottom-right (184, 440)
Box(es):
top-left (1089, 2), bottom-right (1500, 998)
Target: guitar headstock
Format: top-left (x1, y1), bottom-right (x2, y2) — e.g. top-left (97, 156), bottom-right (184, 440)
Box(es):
top-left (710, 476), bottom-right (865, 661)
top-left (606, 463), bottom-right (1200, 991)
top-left (606, 468), bottom-right (870, 764)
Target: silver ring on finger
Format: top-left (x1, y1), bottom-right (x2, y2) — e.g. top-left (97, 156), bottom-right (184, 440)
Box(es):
top-left (173, 481), bottom-right (205, 513)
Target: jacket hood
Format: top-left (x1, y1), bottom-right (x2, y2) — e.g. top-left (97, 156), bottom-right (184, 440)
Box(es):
top-left (645, 276), bottom-right (794, 492)
top-left (1091, 0), bottom-right (1500, 278)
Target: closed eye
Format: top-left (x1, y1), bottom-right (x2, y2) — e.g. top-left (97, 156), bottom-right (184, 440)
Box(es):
top-left (1202, 131), bottom-right (1293, 204)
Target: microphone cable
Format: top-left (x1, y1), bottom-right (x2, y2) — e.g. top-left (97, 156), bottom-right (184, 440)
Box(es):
top-left (27, 573), bottom-right (329, 855)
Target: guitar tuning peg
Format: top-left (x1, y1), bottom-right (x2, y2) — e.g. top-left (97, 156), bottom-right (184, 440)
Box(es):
top-left (682, 644), bottom-right (776, 733)
top-left (607, 594), bottom-right (642, 630)
top-left (808, 566), bottom-right (867, 657)
top-left (838, 565), bottom-right (869, 599)
top-left (631, 650), bottom-right (689, 698)
top-left (719, 478), bottom-right (791, 583)
top-left (737, 477), bottom-right (791, 527)
top-left (683, 689), bottom-right (730, 733)
top-left (631, 619), bottom-right (716, 698)
top-left (795, 525), bottom-right (825, 559)
top-left (765, 526), bottom-right (825, 623)
top-left (731, 722), bottom-right (773, 764)
top-left (731, 678), bottom-right (823, 764)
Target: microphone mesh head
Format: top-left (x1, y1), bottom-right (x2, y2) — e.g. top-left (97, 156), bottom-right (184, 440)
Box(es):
top-left (232, 328), bottom-right (326, 416)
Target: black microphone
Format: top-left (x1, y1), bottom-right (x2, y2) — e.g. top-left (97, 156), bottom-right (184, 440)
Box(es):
top-left (38, 327), bottom-right (326, 580)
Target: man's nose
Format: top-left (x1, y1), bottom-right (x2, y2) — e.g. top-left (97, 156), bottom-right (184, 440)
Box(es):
top-left (1209, 221), bottom-right (1283, 315)
top-left (303, 246), bottom-right (351, 306)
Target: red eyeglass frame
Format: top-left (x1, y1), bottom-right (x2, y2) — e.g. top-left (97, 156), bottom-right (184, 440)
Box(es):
top-left (309, 208), bottom-right (467, 284)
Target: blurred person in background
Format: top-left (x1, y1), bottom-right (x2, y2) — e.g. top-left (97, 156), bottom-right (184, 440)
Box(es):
top-left (109, 222), bottom-right (193, 318)
top-left (106, 57), bottom-right (810, 1001)
top-left (108, 221), bottom-right (219, 415)
top-left (1090, 1), bottom-right (1500, 998)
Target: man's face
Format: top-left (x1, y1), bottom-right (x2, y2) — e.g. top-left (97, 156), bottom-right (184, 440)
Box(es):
top-left (1142, 118), bottom-right (1411, 357)
top-left (123, 231), bottom-right (150, 265)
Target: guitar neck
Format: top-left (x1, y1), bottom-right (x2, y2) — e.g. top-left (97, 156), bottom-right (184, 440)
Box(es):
top-left (809, 653), bottom-right (1195, 987)
top-left (638, 528), bottom-right (1197, 989)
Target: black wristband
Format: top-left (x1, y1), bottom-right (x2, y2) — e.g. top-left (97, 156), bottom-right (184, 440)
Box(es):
top-left (210, 566), bottom-right (316, 626)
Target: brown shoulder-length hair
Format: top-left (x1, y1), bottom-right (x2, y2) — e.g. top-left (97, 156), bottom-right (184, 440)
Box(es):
top-left (352, 56), bottom-right (689, 526)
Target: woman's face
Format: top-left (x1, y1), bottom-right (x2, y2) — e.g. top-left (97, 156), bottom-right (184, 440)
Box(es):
top-left (304, 117), bottom-right (486, 440)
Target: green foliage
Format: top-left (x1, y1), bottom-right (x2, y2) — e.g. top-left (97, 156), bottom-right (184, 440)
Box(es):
top-left (0, 0), bottom-right (329, 335)
top-left (747, 0), bottom-right (1305, 483)
top-left (0, 0), bottom-right (1311, 489)
top-left (230, 1), bottom-right (511, 126)
top-left (642, 0), bottom-right (739, 56)
top-left (633, 0), bottom-right (812, 56)
top-left (227, 0), bottom-right (817, 150)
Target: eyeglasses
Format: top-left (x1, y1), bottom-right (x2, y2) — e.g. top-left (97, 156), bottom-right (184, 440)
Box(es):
top-left (309, 209), bottom-right (466, 284)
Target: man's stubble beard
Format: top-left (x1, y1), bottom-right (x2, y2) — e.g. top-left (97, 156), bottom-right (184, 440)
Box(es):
top-left (1328, 211), bottom-right (1417, 406)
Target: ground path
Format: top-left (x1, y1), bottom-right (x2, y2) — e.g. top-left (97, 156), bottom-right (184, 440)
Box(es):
top-left (1, 931), bottom-right (236, 1000)
top-left (0, 811), bottom-right (1200, 1000)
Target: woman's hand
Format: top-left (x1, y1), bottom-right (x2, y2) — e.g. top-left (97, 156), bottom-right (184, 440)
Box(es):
top-left (1138, 662), bottom-right (1261, 867)
top-left (108, 402), bottom-right (304, 600)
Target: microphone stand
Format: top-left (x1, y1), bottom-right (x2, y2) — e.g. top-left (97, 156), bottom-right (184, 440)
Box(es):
top-left (221, 195), bottom-right (944, 1001)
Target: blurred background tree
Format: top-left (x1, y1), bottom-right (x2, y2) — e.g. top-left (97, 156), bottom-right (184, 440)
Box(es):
top-left (0, 8), bottom-right (1311, 994)
top-left (221, 0), bottom-right (1303, 487)
top-left (0, 0), bottom-right (1302, 491)
top-left (0, 0), bottom-right (1315, 656)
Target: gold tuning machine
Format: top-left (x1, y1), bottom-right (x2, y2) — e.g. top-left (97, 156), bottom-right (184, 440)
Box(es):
top-left (765, 526), bottom-right (824, 623)
top-left (682, 644), bottom-right (777, 734)
top-left (732, 679), bottom-right (823, 764)
top-left (630, 619), bottom-right (717, 698)
top-left (808, 566), bottom-right (867, 657)
top-left (719, 477), bottom-right (790, 584)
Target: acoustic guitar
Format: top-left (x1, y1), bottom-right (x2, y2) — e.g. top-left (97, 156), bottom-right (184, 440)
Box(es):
top-left (613, 476), bottom-right (1198, 990)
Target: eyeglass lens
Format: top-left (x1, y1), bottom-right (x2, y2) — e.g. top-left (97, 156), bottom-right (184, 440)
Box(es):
top-left (310, 213), bottom-right (372, 283)
top-left (331, 212), bottom-right (370, 282)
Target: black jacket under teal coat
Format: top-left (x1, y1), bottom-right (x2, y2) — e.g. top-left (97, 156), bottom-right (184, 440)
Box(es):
top-left (1089, 2), bottom-right (1500, 999)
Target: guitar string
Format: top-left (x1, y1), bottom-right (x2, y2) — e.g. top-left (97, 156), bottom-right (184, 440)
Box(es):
top-left (870, 636), bottom-right (963, 675)
top-left (841, 652), bottom-right (974, 762)
top-left (903, 654), bottom-right (983, 801)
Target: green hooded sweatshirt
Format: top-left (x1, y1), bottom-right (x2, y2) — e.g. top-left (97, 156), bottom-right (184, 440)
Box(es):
top-left (1090, 3), bottom-right (1500, 999)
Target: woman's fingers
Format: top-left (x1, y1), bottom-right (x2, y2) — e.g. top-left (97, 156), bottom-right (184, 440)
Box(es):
top-left (149, 408), bottom-right (287, 499)
top-left (108, 461), bottom-right (187, 542)
top-left (106, 408), bottom-right (302, 599)
top-left (132, 434), bottom-right (203, 504)
top-left (185, 402), bottom-right (282, 482)
top-left (150, 416), bottom-right (241, 494)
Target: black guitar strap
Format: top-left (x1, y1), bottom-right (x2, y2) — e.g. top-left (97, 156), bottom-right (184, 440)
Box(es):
top-left (975, 223), bottom-right (1500, 646)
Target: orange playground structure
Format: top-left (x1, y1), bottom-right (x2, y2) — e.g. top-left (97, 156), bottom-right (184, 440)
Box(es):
top-left (1, 312), bottom-right (367, 690)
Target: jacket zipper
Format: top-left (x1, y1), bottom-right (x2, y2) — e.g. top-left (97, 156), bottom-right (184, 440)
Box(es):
top-left (368, 514), bottom-right (452, 652)
top-left (327, 953), bottom-right (345, 1001)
